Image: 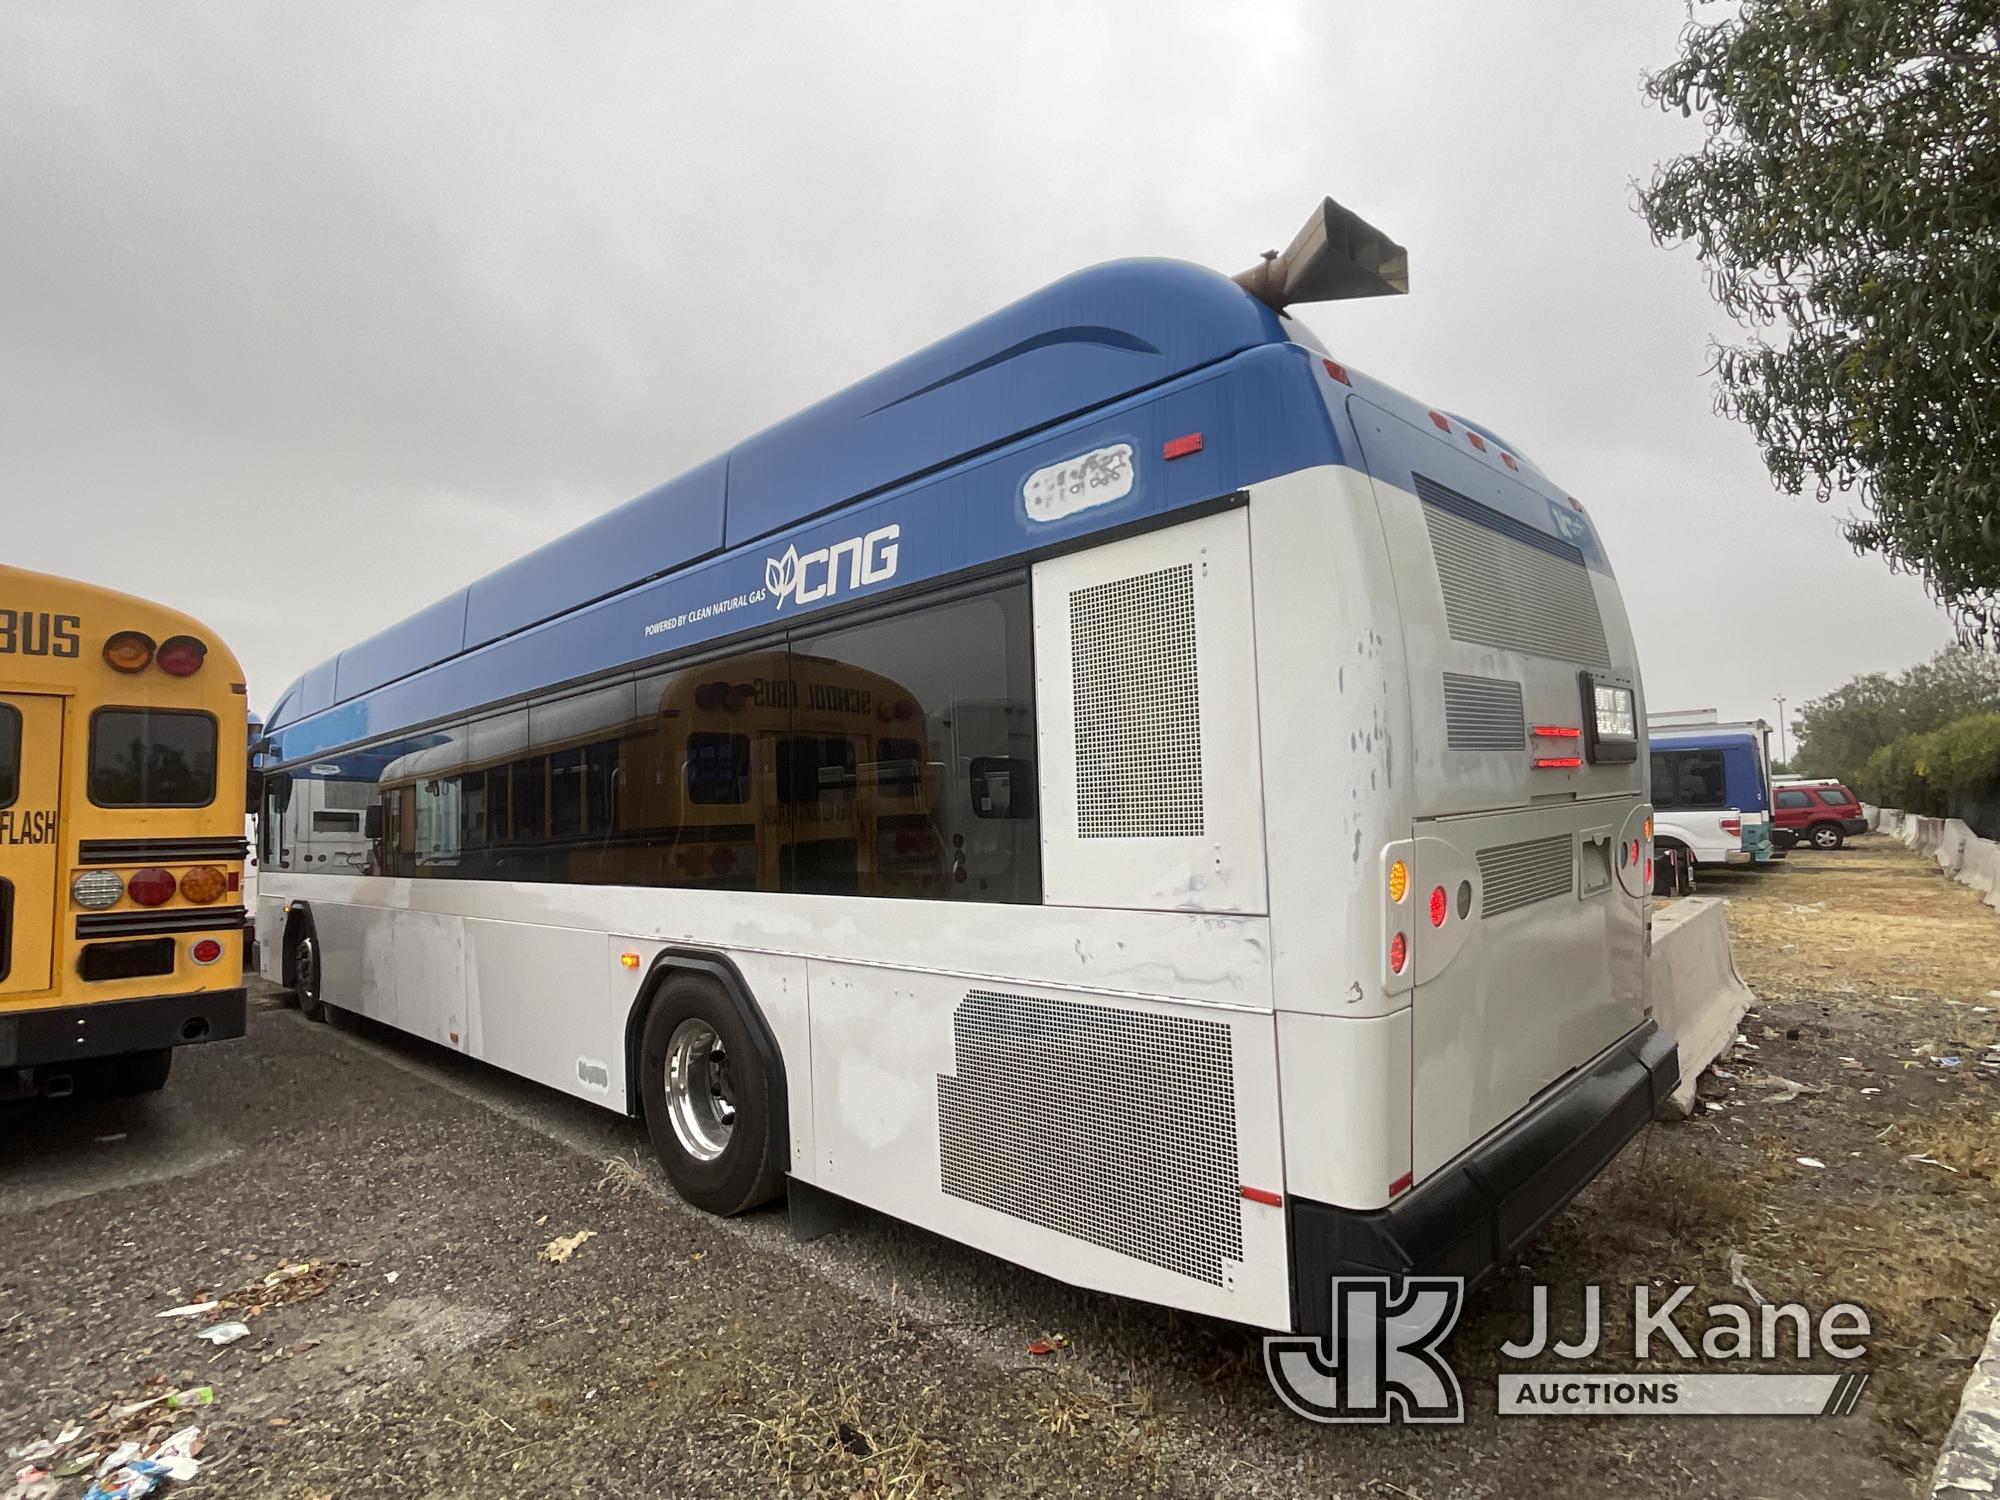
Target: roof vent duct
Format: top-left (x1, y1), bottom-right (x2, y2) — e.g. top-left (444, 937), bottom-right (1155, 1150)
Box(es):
top-left (1233, 196), bottom-right (1409, 310)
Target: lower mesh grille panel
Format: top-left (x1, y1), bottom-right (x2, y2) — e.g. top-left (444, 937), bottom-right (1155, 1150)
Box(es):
top-left (1477, 834), bottom-right (1575, 916)
top-left (1442, 672), bottom-right (1526, 751)
top-left (937, 990), bottom-right (1242, 1286)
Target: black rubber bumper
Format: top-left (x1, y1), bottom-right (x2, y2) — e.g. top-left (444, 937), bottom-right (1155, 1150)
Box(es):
top-left (0, 988), bottom-right (247, 1070)
top-left (1842, 818), bottom-right (1869, 836)
top-left (1288, 1020), bottom-right (1678, 1339)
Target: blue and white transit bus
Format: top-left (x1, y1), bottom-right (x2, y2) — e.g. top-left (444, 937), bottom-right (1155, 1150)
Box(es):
top-left (252, 199), bottom-right (1674, 1339)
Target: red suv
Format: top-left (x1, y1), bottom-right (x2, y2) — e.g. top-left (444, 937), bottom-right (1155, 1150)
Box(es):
top-left (1772, 782), bottom-right (1868, 850)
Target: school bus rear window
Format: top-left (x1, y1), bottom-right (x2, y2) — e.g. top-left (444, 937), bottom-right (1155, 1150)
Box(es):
top-left (88, 708), bottom-right (218, 808)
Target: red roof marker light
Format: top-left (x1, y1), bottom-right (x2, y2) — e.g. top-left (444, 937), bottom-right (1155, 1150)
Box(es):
top-left (1162, 432), bottom-right (1205, 461)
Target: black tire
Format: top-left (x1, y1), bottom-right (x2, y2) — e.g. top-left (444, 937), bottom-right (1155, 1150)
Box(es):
top-left (1809, 822), bottom-right (1845, 851)
top-left (291, 915), bottom-right (328, 1022)
top-left (638, 973), bottom-right (784, 1216)
top-left (111, 1048), bottom-right (173, 1095)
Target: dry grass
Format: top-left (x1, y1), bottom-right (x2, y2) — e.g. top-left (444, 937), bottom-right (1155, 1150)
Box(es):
top-left (595, 1151), bottom-right (648, 1197)
top-left (737, 1366), bottom-right (961, 1497)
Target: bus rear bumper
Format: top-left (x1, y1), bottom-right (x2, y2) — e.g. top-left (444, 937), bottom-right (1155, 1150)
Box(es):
top-left (1286, 1020), bottom-right (1677, 1338)
top-left (0, 988), bottom-right (248, 1071)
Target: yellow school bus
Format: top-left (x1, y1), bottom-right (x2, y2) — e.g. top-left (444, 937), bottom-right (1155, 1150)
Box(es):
top-left (0, 565), bottom-right (249, 1098)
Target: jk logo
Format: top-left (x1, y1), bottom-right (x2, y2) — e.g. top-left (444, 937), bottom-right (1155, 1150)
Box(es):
top-left (1264, 1278), bottom-right (1466, 1424)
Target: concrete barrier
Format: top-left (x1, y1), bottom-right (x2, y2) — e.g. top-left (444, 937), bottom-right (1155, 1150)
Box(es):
top-left (1648, 896), bottom-right (1754, 1117)
top-left (1874, 807), bottom-right (2000, 913)
top-left (1933, 1309), bottom-right (2000, 1497)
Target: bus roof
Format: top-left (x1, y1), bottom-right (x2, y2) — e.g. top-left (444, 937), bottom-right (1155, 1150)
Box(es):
top-left (267, 259), bottom-right (1291, 733)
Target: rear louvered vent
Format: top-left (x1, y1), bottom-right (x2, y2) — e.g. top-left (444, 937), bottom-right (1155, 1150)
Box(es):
top-left (1069, 564), bottom-right (1204, 839)
top-left (1477, 834), bottom-right (1575, 917)
top-left (1415, 475), bottom-right (1611, 666)
top-left (1442, 673), bottom-right (1526, 751)
top-left (937, 990), bottom-right (1242, 1286)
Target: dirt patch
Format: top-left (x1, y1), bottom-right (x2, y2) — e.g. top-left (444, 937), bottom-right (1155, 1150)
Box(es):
top-left (1632, 840), bottom-right (2000, 1474)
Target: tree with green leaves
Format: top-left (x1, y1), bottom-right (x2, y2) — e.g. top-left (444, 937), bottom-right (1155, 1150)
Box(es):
top-left (1795, 643), bottom-right (2000, 780)
top-left (1639, 1), bottom-right (2000, 645)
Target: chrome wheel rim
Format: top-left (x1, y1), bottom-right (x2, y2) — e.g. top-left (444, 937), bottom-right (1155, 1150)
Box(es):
top-left (297, 935), bottom-right (318, 1003)
top-left (665, 1018), bottom-right (735, 1162)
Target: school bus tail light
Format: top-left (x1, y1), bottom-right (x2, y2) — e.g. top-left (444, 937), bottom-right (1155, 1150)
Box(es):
top-left (127, 867), bottom-right (178, 907)
top-left (71, 870), bottom-right (124, 909)
top-left (103, 630), bottom-right (156, 673)
top-left (156, 635), bottom-right (208, 677)
top-left (190, 938), bottom-right (224, 966)
top-left (178, 865), bottom-right (227, 904)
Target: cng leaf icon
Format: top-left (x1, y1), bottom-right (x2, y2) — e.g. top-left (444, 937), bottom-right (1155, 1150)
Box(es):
top-left (766, 547), bottom-right (800, 610)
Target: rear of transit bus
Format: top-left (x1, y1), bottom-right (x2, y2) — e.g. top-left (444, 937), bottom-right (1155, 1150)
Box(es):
top-left (1251, 356), bottom-right (1675, 1335)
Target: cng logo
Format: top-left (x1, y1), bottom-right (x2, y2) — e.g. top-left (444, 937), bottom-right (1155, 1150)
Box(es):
top-left (765, 524), bottom-right (900, 612)
top-left (1264, 1278), bottom-right (1465, 1424)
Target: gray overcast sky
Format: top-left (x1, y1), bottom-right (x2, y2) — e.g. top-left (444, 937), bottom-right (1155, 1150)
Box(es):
top-left (0, 2), bottom-right (1955, 740)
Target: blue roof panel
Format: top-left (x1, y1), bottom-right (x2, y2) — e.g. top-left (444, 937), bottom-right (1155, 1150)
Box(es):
top-left (334, 587), bottom-right (468, 703)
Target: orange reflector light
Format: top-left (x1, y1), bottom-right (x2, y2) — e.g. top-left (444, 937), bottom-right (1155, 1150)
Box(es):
top-left (1162, 432), bottom-right (1204, 460)
top-left (1322, 358), bottom-right (1350, 385)
top-left (1428, 885), bottom-right (1448, 927)
top-left (1428, 410), bottom-right (1450, 432)
top-left (1387, 860), bottom-right (1409, 903)
top-left (1466, 430), bottom-right (1487, 452)
top-left (1388, 931), bottom-right (1408, 974)
top-left (620, 952), bottom-right (641, 969)
top-left (1531, 725), bottom-right (1582, 739)
top-left (1240, 1185), bottom-right (1283, 1207)
top-left (1501, 452), bottom-right (1519, 471)
top-left (1644, 816), bottom-right (1653, 839)
top-left (103, 630), bottom-right (156, 673)
top-left (1389, 1171), bottom-right (1414, 1197)
top-left (178, 865), bottom-right (227, 905)
top-left (1534, 756), bottom-right (1583, 769)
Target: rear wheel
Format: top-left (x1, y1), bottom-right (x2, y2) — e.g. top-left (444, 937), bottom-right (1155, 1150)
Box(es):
top-left (639, 974), bottom-right (784, 1216)
top-left (291, 918), bottom-right (328, 1022)
top-left (1809, 822), bottom-right (1845, 851)
top-left (111, 1048), bottom-right (173, 1095)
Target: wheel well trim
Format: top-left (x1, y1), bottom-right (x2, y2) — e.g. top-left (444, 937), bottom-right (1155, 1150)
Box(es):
top-left (279, 901), bottom-right (315, 985)
top-left (624, 948), bottom-right (791, 1172)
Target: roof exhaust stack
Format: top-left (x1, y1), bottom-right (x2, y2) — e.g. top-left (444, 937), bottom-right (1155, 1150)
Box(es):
top-left (1233, 196), bottom-right (1409, 311)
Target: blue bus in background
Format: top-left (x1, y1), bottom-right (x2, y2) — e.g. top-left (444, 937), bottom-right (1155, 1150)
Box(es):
top-left (1649, 719), bottom-right (1779, 863)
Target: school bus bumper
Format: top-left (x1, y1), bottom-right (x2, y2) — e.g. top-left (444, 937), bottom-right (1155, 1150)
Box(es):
top-left (0, 988), bottom-right (247, 1071)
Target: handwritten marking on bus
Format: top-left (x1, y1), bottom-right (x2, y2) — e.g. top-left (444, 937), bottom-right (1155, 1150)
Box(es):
top-left (0, 808), bottom-right (58, 845)
top-left (1023, 444), bottom-right (1134, 522)
top-left (0, 611), bottom-right (81, 657)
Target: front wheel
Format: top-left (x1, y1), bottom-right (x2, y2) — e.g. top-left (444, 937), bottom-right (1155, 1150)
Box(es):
top-left (291, 919), bottom-right (328, 1022)
top-left (639, 974), bottom-right (784, 1216)
top-left (1809, 822), bottom-right (1845, 851)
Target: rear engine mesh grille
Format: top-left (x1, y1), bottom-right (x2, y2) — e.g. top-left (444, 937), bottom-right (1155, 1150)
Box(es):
top-left (1415, 474), bottom-right (1611, 666)
top-left (1069, 564), bottom-right (1204, 839)
top-left (1477, 834), bottom-right (1575, 917)
top-left (1442, 673), bottom-right (1526, 751)
top-left (937, 989), bottom-right (1242, 1286)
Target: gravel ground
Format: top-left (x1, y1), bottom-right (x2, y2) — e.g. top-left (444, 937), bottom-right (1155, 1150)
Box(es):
top-left (3, 836), bottom-right (1990, 1498)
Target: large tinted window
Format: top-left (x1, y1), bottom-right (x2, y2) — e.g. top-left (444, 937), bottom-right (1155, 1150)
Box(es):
top-left (1650, 749), bottom-right (1727, 811)
top-left (0, 704), bottom-right (18, 807)
top-left (1817, 787), bottom-right (1854, 806)
top-left (1776, 789), bottom-right (1810, 809)
top-left (292, 577), bottom-right (1042, 903)
top-left (89, 709), bottom-right (217, 807)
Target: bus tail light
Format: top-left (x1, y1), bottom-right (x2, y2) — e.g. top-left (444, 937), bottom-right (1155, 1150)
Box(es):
top-left (103, 631), bottom-right (156, 673)
top-left (190, 937), bottom-right (224, 966)
top-left (156, 635), bottom-right (208, 677)
top-left (1162, 432), bottom-right (1205, 460)
top-left (127, 867), bottom-right (178, 907)
top-left (1533, 756), bottom-right (1583, 770)
top-left (1388, 931), bottom-right (1409, 974)
top-left (179, 865), bottom-right (227, 904)
top-left (71, 870), bottom-right (124, 909)
top-left (1428, 886), bottom-right (1448, 927)
top-left (1387, 859), bottom-right (1409, 904)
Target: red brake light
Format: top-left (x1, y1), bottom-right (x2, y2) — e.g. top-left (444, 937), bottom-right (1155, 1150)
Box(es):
top-left (1533, 756), bottom-right (1584, 770)
top-left (1388, 931), bottom-right (1409, 974)
top-left (1163, 433), bottom-right (1205, 460)
top-left (1532, 725), bottom-right (1582, 739)
top-left (127, 867), bottom-right (177, 907)
top-left (190, 937), bottom-right (223, 965)
top-left (1428, 886), bottom-right (1448, 927)
top-left (156, 635), bottom-right (207, 677)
